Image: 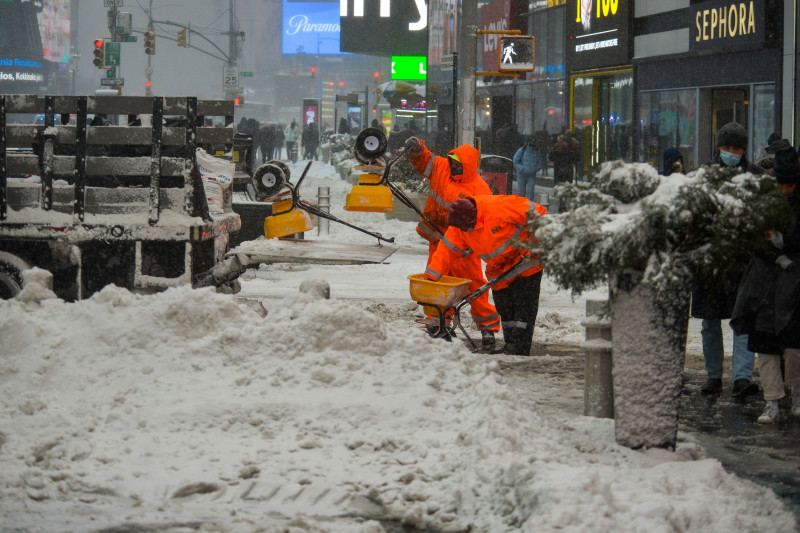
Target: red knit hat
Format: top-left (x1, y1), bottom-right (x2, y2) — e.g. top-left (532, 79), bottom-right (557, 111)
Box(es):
top-left (448, 198), bottom-right (477, 231)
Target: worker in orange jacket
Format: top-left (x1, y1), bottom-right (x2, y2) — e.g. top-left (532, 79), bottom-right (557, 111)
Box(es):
top-left (405, 137), bottom-right (501, 350)
top-left (426, 195), bottom-right (547, 356)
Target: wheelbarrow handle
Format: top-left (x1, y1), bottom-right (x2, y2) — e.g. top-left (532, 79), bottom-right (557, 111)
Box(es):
top-left (454, 255), bottom-right (540, 313)
top-left (299, 201), bottom-right (395, 244)
top-left (387, 181), bottom-right (446, 238)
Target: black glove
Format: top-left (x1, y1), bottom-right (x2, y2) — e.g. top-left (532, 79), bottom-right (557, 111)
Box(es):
top-left (405, 137), bottom-right (423, 155)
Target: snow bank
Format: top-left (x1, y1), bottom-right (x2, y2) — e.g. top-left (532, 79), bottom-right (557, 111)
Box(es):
top-left (0, 283), bottom-right (794, 532)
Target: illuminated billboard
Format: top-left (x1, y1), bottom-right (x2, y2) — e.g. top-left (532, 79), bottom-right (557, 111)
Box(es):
top-left (283, 1), bottom-right (342, 55)
top-left (39, 0), bottom-right (71, 64)
top-left (340, 0), bottom-right (428, 56)
top-left (566, 0), bottom-right (630, 70)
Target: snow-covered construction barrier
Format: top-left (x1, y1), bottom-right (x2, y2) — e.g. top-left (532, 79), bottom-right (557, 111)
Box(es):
top-left (0, 94), bottom-right (242, 300)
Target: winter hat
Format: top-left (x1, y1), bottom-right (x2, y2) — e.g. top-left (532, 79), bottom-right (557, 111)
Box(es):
top-left (447, 198), bottom-right (478, 231)
top-left (765, 132), bottom-right (782, 154)
top-left (662, 148), bottom-right (682, 174)
top-left (772, 145), bottom-right (800, 184)
top-left (716, 122), bottom-right (748, 148)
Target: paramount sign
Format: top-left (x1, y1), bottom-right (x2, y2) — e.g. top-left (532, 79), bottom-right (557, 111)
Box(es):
top-left (282, 1), bottom-right (342, 55)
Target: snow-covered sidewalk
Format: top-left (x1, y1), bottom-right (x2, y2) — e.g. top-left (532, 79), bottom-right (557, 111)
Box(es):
top-left (0, 160), bottom-right (794, 532)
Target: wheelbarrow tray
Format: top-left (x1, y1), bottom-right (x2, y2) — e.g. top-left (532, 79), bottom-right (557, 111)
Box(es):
top-left (408, 274), bottom-right (471, 313)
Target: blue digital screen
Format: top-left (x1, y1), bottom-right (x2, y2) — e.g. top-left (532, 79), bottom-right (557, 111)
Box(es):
top-left (282, 1), bottom-right (342, 55)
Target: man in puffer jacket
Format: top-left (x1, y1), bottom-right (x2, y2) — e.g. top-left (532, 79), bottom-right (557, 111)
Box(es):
top-left (405, 137), bottom-right (501, 349)
top-left (513, 136), bottom-right (544, 201)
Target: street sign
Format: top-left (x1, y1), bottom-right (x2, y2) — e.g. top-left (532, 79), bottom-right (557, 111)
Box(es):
top-left (441, 54), bottom-right (454, 71)
top-left (104, 42), bottom-right (121, 67)
top-left (223, 66), bottom-right (239, 88)
top-left (241, 71), bottom-right (254, 77)
top-left (104, 0), bottom-right (123, 6)
top-left (335, 94), bottom-right (358, 104)
top-left (498, 35), bottom-right (535, 72)
top-left (100, 77), bottom-right (124, 86)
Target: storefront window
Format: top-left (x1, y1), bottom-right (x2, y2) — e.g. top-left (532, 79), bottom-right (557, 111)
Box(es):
top-left (637, 89), bottom-right (697, 172)
top-left (752, 83), bottom-right (776, 160)
top-left (572, 71), bottom-right (633, 177)
top-left (532, 7), bottom-right (565, 81)
top-left (515, 80), bottom-right (566, 138)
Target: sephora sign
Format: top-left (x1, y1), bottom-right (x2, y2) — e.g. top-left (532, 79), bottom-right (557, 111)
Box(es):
top-left (339, 0), bottom-right (428, 56)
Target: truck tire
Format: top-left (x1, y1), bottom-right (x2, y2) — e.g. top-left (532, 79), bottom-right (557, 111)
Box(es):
top-left (0, 251), bottom-right (32, 299)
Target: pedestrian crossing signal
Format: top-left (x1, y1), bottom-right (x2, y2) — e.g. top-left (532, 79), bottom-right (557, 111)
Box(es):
top-left (498, 35), bottom-right (535, 72)
top-left (234, 94), bottom-right (244, 107)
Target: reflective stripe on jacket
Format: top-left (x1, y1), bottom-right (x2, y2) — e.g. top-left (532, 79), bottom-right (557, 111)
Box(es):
top-left (409, 140), bottom-right (492, 243)
top-left (426, 195), bottom-right (546, 290)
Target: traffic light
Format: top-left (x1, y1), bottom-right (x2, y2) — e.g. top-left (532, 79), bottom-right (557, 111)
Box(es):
top-left (374, 71), bottom-right (380, 84)
top-left (92, 39), bottom-right (105, 68)
top-left (310, 66), bottom-right (316, 78)
top-left (144, 28), bottom-right (156, 55)
top-left (177, 28), bottom-right (187, 47)
top-left (234, 94), bottom-right (244, 107)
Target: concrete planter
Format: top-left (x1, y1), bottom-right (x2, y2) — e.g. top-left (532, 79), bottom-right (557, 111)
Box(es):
top-left (609, 269), bottom-right (689, 449)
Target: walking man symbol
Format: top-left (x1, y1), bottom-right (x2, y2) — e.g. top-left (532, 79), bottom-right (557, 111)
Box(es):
top-left (502, 42), bottom-right (516, 64)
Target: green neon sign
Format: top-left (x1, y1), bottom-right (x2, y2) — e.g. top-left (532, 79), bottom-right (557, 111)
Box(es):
top-left (391, 56), bottom-right (427, 81)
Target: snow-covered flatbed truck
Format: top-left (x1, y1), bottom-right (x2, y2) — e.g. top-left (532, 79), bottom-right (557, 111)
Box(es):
top-left (0, 94), bottom-right (243, 299)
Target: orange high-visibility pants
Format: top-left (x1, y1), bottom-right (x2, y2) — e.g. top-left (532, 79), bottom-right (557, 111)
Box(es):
top-left (427, 240), bottom-right (501, 332)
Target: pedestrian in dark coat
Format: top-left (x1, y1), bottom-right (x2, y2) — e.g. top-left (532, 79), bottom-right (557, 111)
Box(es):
top-left (731, 143), bottom-right (800, 423)
top-left (259, 124), bottom-right (275, 163)
top-left (693, 121), bottom-right (764, 397)
top-left (274, 126), bottom-right (285, 159)
top-left (547, 132), bottom-right (581, 212)
top-left (662, 147), bottom-right (684, 175)
top-left (548, 132), bottom-right (581, 184)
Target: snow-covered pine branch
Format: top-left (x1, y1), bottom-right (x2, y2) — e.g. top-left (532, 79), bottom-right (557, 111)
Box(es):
top-left (522, 160), bottom-right (793, 301)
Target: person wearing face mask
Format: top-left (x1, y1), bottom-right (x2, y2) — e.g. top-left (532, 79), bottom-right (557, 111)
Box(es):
top-left (731, 143), bottom-right (800, 423)
top-left (692, 122), bottom-right (764, 397)
top-left (404, 137), bottom-right (501, 350)
top-left (661, 147), bottom-right (684, 176)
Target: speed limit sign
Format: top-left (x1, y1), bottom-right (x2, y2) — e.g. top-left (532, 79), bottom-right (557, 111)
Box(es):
top-left (223, 66), bottom-right (239, 88)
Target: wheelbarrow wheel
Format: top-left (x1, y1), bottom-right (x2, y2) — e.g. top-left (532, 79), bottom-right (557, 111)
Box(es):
top-left (252, 162), bottom-right (287, 197)
top-left (354, 127), bottom-right (388, 164)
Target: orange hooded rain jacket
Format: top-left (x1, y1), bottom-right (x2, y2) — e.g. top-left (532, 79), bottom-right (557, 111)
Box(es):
top-left (409, 141), bottom-right (500, 332)
top-left (426, 195), bottom-right (546, 291)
